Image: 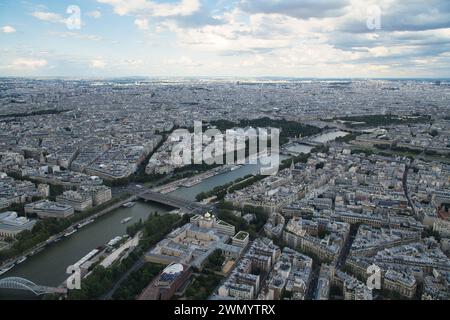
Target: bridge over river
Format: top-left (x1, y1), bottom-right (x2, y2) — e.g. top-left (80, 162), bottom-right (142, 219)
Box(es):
top-left (0, 277), bottom-right (67, 296)
top-left (137, 189), bottom-right (207, 213)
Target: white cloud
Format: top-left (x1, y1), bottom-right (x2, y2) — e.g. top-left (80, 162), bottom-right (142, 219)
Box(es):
top-left (90, 59), bottom-right (107, 69)
top-left (87, 10), bottom-right (102, 19)
top-left (163, 56), bottom-right (201, 67)
top-left (120, 59), bottom-right (144, 66)
top-left (49, 31), bottom-right (104, 41)
top-left (31, 11), bottom-right (66, 24)
top-left (367, 46), bottom-right (390, 57)
top-left (97, 0), bottom-right (200, 17)
top-left (6, 0), bottom-right (450, 77)
top-left (241, 0), bottom-right (350, 19)
top-left (1, 25), bottom-right (16, 33)
top-left (12, 58), bottom-right (48, 69)
top-left (134, 18), bottom-right (149, 30)
top-left (166, 10), bottom-right (320, 52)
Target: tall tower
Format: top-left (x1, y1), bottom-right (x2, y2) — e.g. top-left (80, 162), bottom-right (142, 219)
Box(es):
top-left (290, 159), bottom-right (295, 179)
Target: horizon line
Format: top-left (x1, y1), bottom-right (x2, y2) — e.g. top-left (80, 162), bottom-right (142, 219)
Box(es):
top-left (1, 76), bottom-right (449, 81)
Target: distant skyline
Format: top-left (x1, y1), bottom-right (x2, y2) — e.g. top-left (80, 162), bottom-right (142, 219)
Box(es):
top-left (1, 0), bottom-right (450, 78)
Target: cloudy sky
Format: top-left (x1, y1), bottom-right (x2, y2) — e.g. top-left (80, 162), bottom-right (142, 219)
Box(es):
top-left (1, 0), bottom-right (450, 77)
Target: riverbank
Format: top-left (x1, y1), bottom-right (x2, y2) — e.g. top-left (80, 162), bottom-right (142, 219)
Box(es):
top-left (0, 129), bottom-right (350, 299)
top-left (0, 200), bottom-right (171, 299)
top-left (0, 194), bottom-right (136, 274)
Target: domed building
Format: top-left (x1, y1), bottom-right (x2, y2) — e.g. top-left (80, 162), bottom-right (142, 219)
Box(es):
top-left (158, 263), bottom-right (184, 284)
top-left (190, 212), bottom-right (235, 236)
top-left (198, 212), bottom-right (215, 229)
top-left (138, 262), bottom-right (191, 300)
